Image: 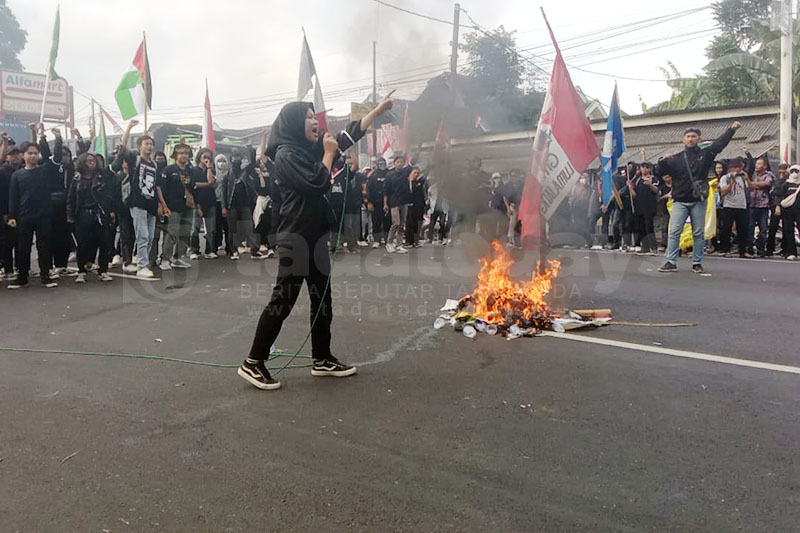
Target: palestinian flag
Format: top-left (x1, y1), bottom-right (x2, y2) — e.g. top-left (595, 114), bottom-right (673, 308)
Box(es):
top-left (115, 39), bottom-right (152, 120)
top-left (93, 106), bottom-right (107, 160)
top-left (48, 6), bottom-right (60, 80)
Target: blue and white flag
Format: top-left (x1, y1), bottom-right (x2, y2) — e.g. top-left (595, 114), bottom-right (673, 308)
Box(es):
top-left (601, 84), bottom-right (625, 205)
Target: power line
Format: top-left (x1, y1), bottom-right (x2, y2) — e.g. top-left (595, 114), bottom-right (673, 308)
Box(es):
top-left (371, 0), bottom-right (476, 28)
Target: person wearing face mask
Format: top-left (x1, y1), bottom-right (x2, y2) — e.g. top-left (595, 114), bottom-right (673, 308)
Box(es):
top-left (239, 95), bottom-right (393, 391)
top-left (631, 162), bottom-right (660, 255)
top-left (212, 154), bottom-right (233, 257)
top-left (776, 164), bottom-right (800, 260)
top-left (66, 153), bottom-right (114, 283)
top-left (222, 145), bottom-right (266, 259)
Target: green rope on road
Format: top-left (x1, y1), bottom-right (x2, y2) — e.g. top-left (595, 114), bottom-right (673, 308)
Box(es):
top-left (0, 347), bottom-right (313, 370)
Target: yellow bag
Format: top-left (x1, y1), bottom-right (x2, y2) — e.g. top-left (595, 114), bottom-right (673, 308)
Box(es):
top-left (667, 178), bottom-right (718, 250)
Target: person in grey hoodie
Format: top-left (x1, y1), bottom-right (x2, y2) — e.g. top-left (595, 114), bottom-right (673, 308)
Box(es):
top-left (214, 153), bottom-right (233, 256)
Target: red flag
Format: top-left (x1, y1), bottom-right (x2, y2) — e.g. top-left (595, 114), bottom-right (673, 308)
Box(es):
top-left (101, 107), bottom-right (123, 134)
top-left (519, 11), bottom-right (601, 247)
top-left (202, 79), bottom-right (215, 152)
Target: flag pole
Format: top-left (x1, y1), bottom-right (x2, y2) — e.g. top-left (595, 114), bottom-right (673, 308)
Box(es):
top-left (142, 30), bottom-right (148, 133)
top-left (39, 69), bottom-right (51, 126)
top-left (538, 7), bottom-right (553, 270)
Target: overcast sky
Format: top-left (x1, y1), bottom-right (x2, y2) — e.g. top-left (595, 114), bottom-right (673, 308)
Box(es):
top-left (7, 0), bottom-right (718, 133)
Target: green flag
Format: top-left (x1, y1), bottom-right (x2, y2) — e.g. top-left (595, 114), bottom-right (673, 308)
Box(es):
top-left (94, 107), bottom-right (107, 160)
top-left (48, 6), bottom-right (60, 79)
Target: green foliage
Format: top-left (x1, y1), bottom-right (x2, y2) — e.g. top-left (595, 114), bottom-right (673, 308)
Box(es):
top-left (648, 0), bottom-right (796, 113)
top-left (459, 26), bottom-right (545, 131)
top-left (0, 0), bottom-right (27, 71)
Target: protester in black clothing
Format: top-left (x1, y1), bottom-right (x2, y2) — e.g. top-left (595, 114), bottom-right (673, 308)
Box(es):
top-left (777, 164), bottom-right (800, 259)
top-left (213, 154), bottom-right (233, 256)
top-left (366, 156), bottom-right (390, 248)
top-left (66, 153), bottom-right (114, 283)
top-left (189, 148), bottom-right (217, 259)
top-left (340, 155), bottom-right (363, 253)
top-left (240, 95), bottom-right (393, 391)
top-left (111, 157), bottom-right (137, 272)
top-left (7, 141), bottom-right (57, 289)
top-left (405, 166), bottom-right (426, 247)
top-left (383, 155), bottom-right (413, 253)
top-left (610, 166), bottom-right (635, 250)
top-left (156, 144), bottom-right (196, 270)
top-left (655, 122), bottom-right (740, 273)
top-left (631, 162), bottom-right (659, 254)
top-left (0, 133), bottom-right (21, 280)
top-left (222, 146), bottom-right (265, 259)
top-left (766, 162), bottom-right (788, 256)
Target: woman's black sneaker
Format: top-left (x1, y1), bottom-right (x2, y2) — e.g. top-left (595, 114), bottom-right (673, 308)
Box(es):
top-left (658, 262), bottom-right (677, 272)
top-left (7, 276), bottom-right (28, 289)
top-left (311, 356), bottom-right (357, 377)
top-left (238, 359), bottom-right (281, 390)
top-left (41, 276), bottom-right (58, 288)
top-left (691, 264), bottom-right (705, 274)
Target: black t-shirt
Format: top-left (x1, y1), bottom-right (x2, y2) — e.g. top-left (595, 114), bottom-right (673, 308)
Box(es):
top-left (633, 175), bottom-right (659, 215)
top-left (191, 166), bottom-right (215, 209)
top-left (159, 163), bottom-right (194, 213)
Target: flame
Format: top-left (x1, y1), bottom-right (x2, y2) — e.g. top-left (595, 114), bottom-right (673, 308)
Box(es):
top-left (467, 240), bottom-right (561, 326)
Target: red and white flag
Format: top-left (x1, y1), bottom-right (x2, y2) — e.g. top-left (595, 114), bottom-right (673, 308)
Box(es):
top-left (101, 107), bottom-right (123, 134)
top-left (202, 79), bottom-right (215, 152)
top-left (519, 11), bottom-right (600, 246)
top-left (298, 31), bottom-right (328, 132)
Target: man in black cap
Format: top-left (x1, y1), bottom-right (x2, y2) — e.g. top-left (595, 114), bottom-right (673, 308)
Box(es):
top-left (655, 121), bottom-right (741, 273)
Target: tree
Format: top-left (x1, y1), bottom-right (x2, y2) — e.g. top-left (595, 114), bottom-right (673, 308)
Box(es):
top-left (459, 26), bottom-right (546, 131)
top-left (0, 0), bottom-right (27, 71)
top-left (648, 0), bottom-right (796, 113)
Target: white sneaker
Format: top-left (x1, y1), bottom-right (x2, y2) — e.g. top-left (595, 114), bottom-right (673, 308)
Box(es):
top-left (372, 242), bottom-right (381, 249)
top-left (395, 246), bottom-right (409, 254)
top-left (49, 268), bottom-right (60, 280)
top-left (634, 246), bottom-right (642, 253)
top-left (160, 260), bottom-right (172, 271)
top-left (122, 263), bottom-right (138, 274)
top-left (357, 240), bottom-right (369, 247)
top-left (230, 252), bottom-right (240, 260)
top-left (386, 243), bottom-right (396, 253)
top-left (171, 258), bottom-right (192, 269)
top-left (189, 252), bottom-right (200, 260)
top-left (204, 252), bottom-right (219, 259)
top-left (75, 272), bottom-right (87, 284)
top-left (238, 246), bottom-right (247, 254)
top-left (137, 267), bottom-right (155, 279)
top-left (111, 255), bottom-right (122, 267)
top-left (97, 272), bottom-right (113, 282)
top-left (259, 244), bottom-right (269, 252)
top-left (266, 249), bottom-right (276, 258)
top-left (788, 255), bottom-right (797, 261)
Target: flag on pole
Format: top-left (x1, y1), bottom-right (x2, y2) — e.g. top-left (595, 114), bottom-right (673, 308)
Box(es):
top-left (518, 10), bottom-right (601, 246)
top-left (202, 79), bottom-right (216, 152)
top-left (115, 39), bottom-right (152, 120)
top-left (297, 31), bottom-right (328, 132)
top-left (601, 84), bottom-right (625, 205)
top-left (101, 107), bottom-right (123, 134)
top-left (48, 6), bottom-right (60, 79)
top-left (94, 106), bottom-right (107, 160)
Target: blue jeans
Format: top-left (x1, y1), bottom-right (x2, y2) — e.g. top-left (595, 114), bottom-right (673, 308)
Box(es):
top-left (130, 206), bottom-right (156, 268)
top-left (666, 200), bottom-right (706, 265)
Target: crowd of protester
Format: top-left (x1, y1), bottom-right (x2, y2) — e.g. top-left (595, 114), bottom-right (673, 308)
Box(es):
top-left (562, 145), bottom-right (800, 263)
top-left (0, 121), bottom-right (529, 289)
top-left (2, 120), bottom-right (799, 290)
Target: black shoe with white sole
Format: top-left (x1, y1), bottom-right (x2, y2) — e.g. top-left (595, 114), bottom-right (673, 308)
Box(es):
top-left (311, 356), bottom-right (357, 377)
top-left (658, 262), bottom-right (677, 272)
top-left (691, 263), bottom-right (705, 274)
top-left (238, 359), bottom-right (281, 390)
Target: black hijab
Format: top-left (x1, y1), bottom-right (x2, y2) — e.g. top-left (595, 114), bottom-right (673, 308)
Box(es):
top-left (266, 101), bottom-right (322, 161)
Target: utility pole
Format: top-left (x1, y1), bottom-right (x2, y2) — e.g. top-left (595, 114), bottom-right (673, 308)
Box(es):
top-left (450, 3), bottom-right (461, 75)
top-left (90, 98), bottom-right (96, 137)
top-left (778, 0), bottom-right (793, 162)
top-left (372, 40), bottom-right (377, 160)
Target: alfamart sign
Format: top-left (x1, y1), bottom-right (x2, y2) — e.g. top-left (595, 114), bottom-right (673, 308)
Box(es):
top-left (0, 70), bottom-right (71, 120)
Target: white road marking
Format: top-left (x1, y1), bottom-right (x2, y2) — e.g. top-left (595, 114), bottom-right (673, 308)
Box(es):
top-left (541, 331), bottom-right (800, 375)
top-left (107, 273), bottom-right (160, 282)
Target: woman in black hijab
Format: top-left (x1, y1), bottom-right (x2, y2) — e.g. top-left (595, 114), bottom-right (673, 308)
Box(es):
top-left (239, 95), bottom-right (393, 390)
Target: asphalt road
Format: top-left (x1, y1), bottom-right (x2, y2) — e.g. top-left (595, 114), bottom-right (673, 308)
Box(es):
top-left (1, 244), bottom-right (799, 531)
